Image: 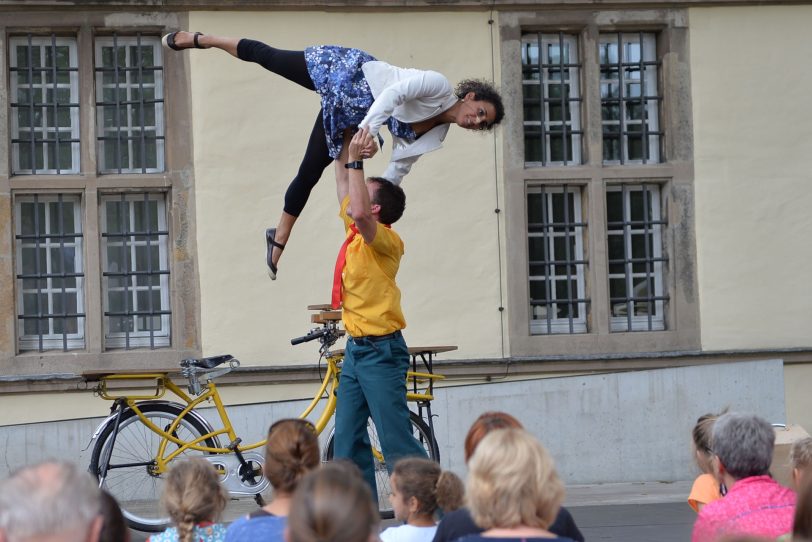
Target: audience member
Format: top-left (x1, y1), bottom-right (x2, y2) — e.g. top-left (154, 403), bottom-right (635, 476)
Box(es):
top-left (433, 412), bottom-right (583, 542)
top-left (98, 490), bottom-right (130, 542)
top-left (0, 460), bottom-right (103, 542)
top-left (458, 428), bottom-right (574, 542)
top-left (226, 419), bottom-right (320, 542)
top-left (148, 458), bottom-right (227, 542)
top-left (688, 411), bottom-right (725, 512)
top-left (692, 412), bottom-right (796, 542)
top-left (287, 462), bottom-right (379, 542)
top-left (380, 458), bottom-right (464, 542)
top-left (789, 472), bottom-right (812, 542)
top-left (790, 437), bottom-right (812, 490)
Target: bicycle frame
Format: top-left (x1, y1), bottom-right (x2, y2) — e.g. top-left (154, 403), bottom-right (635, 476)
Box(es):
top-left (95, 354), bottom-right (341, 474)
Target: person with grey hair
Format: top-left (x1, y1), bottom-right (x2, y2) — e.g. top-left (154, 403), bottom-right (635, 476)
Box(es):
top-left (691, 412), bottom-right (796, 542)
top-left (0, 461), bottom-right (103, 542)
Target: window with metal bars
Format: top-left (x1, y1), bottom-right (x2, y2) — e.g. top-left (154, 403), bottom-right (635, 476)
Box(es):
top-left (14, 194), bottom-right (85, 351)
top-left (607, 184), bottom-right (668, 331)
top-left (527, 185), bottom-right (589, 334)
top-left (95, 34), bottom-right (165, 174)
top-left (600, 33), bottom-right (662, 164)
top-left (522, 33), bottom-right (583, 166)
top-left (100, 193), bottom-right (171, 349)
top-left (9, 35), bottom-right (80, 175)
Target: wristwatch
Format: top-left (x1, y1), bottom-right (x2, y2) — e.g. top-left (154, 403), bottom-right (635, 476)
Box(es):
top-left (344, 160), bottom-right (364, 170)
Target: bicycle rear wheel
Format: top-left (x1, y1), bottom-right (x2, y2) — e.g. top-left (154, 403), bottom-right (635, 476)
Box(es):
top-left (89, 402), bottom-right (220, 532)
top-left (325, 411), bottom-right (439, 519)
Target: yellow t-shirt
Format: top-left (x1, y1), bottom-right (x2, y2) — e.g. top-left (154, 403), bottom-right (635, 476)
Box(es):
top-left (338, 196), bottom-right (406, 338)
top-left (688, 473), bottom-right (722, 512)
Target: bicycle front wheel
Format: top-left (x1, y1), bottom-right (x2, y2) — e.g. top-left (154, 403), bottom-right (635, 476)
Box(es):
top-left (325, 411), bottom-right (439, 519)
top-left (89, 402), bottom-right (220, 532)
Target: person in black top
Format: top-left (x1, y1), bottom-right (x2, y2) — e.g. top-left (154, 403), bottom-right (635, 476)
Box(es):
top-left (432, 412), bottom-right (584, 542)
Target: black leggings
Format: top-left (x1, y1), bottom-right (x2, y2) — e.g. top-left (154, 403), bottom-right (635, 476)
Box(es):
top-left (237, 39), bottom-right (333, 217)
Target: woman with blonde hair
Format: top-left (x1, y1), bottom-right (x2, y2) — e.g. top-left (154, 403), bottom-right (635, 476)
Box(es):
top-left (225, 418), bottom-right (321, 542)
top-left (433, 412), bottom-right (582, 542)
top-left (460, 428), bottom-right (575, 542)
top-left (148, 458), bottom-right (227, 542)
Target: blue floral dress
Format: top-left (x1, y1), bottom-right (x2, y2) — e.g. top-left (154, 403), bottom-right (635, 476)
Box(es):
top-left (304, 45), bottom-right (416, 159)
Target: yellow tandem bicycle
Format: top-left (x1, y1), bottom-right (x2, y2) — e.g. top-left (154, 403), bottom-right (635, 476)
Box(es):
top-left (84, 305), bottom-right (452, 532)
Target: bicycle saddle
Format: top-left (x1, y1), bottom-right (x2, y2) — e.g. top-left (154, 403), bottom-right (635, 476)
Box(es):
top-left (182, 354), bottom-right (233, 369)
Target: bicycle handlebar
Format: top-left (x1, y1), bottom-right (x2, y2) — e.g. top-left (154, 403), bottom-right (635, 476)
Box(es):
top-left (291, 328), bottom-right (328, 345)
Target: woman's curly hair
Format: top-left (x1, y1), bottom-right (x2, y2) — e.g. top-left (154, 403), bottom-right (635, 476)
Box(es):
top-left (455, 79), bottom-right (505, 129)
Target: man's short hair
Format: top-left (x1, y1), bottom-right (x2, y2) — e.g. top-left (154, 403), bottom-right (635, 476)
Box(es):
top-left (712, 412), bottom-right (775, 480)
top-left (369, 177), bottom-right (406, 225)
top-left (0, 461), bottom-right (101, 541)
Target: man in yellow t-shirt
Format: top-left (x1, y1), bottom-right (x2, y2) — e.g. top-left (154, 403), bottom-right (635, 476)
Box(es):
top-left (331, 128), bottom-right (427, 496)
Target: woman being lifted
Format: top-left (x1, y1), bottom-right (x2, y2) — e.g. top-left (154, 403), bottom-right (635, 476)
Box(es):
top-left (163, 31), bottom-right (504, 279)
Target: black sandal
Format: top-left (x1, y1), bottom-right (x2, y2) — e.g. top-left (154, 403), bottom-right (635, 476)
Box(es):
top-left (265, 228), bottom-right (285, 280)
top-left (162, 31), bottom-right (206, 51)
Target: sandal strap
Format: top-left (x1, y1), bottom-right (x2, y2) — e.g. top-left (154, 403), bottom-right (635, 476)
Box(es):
top-left (193, 32), bottom-right (204, 49)
top-left (270, 239), bottom-right (286, 250)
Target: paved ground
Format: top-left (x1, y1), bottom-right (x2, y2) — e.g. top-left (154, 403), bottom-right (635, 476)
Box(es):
top-left (130, 481), bottom-right (698, 542)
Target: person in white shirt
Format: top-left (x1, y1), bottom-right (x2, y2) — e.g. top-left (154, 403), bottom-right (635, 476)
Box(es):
top-left (380, 457), bottom-right (464, 542)
top-left (162, 31), bottom-right (504, 279)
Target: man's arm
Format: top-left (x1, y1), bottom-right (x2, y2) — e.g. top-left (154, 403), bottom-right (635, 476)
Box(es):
top-left (347, 129), bottom-right (378, 244)
top-left (335, 130), bottom-right (351, 206)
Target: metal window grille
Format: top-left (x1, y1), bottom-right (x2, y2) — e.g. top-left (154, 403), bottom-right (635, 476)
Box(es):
top-left (607, 184), bottom-right (668, 332)
top-left (95, 34), bottom-right (165, 174)
top-left (15, 194), bottom-right (85, 351)
top-left (522, 33), bottom-right (583, 166)
top-left (101, 193), bottom-right (171, 349)
top-left (600, 33), bottom-right (662, 164)
top-left (9, 35), bottom-right (80, 175)
top-left (527, 185), bottom-right (589, 334)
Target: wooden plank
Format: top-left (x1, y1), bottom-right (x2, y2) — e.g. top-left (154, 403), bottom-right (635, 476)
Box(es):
top-left (311, 311), bottom-right (342, 323)
top-left (307, 303), bottom-right (333, 311)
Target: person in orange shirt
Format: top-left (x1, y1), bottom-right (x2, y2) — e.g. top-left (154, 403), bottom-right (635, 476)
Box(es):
top-left (330, 128), bottom-right (426, 497)
top-left (688, 411), bottom-right (725, 512)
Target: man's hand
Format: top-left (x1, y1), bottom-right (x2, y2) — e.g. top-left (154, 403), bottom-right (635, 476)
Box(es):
top-left (349, 128), bottom-right (374, 161)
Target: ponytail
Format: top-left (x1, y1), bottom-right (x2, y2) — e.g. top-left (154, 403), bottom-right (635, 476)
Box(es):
top-left (436, 470), bottom-right (465, 513)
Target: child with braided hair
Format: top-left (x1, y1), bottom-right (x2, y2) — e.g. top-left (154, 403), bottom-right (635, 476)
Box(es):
top-left (381, 458), bottom-right (465, 542)
top-left (148, 458), bottom-right (228, 542)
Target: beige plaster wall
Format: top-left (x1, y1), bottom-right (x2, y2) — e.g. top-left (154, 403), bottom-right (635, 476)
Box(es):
top-left (689, 6), bottom-right (812, 350)
top-left (187, 11), bottom-right (504, 366)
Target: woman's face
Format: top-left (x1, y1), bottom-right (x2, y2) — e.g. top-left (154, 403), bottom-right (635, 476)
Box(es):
top-left (455, 92), bottom-right (497, 131)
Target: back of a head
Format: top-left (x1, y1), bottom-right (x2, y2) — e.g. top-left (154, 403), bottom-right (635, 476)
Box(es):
top-left (264, 419), bottom-right (321, 494)
top-left (467, 428), bottom-right (564, 531)
top-left (162, 458), bottom-right (226, 542)
top-left (392, 457), bottom-right (464, 516)
top-left (98, 490), bottom-right (129, 542)
top-left (464, 411), bottom-right (523, 463)
top-left (288, 463), bottom-right (378, 542)
top-left (0, 461), bottom-right (101, 542)
top-left (692, 410), bottom-right (726, 473)
top-left (711, 412), bottom-right (775, 480)
top-left (793, 474), bottom-right (812, 540)
top-left (790, 437), bottom-right (812, 474)
top-left (369, 177), bottom-right (406, 225)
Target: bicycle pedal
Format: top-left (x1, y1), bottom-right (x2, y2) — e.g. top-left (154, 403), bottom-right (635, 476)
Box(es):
top-left (226, 438), bottom-right (242, 451)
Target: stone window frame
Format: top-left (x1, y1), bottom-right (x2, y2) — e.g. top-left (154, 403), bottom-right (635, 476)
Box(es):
top-left (500, 8), bottom-right (700, 357)
top-left (0, 11), bottom-right (200, 377)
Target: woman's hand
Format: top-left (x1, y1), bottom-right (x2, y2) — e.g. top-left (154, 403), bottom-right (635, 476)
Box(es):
top-left (348, 128), bottom-right (373, 161)
top-left (361, 136), bottom-right (378, 159)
